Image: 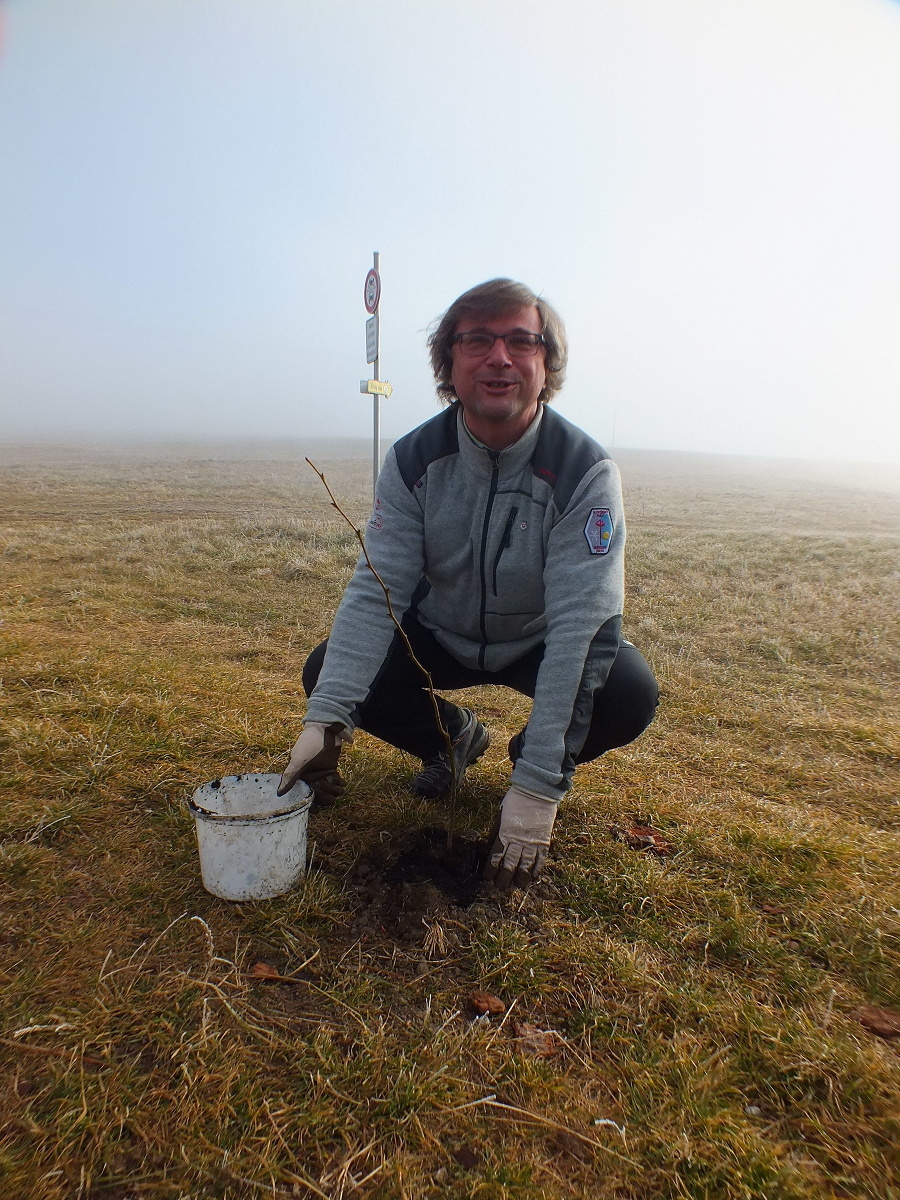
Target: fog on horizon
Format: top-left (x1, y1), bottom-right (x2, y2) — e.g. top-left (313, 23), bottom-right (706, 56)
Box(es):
top-left (1, 0), bottom-right (899, 466)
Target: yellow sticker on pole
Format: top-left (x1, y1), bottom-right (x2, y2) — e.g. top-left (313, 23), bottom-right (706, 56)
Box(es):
top-left (359, 379), bottom-right (393, 397)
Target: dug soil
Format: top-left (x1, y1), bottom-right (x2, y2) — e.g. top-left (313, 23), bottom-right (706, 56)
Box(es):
top-left (322, 825), bottom-right (497, 945)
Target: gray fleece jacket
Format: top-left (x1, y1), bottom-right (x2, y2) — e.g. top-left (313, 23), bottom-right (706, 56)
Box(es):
top-left (304, 403), bottom-right (625, 802)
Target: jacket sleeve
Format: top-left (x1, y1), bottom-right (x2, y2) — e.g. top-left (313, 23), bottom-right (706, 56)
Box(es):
top-left (302, 448), bottom-right (426, 730)
top-left (509, 458), bottom-right (625, 801)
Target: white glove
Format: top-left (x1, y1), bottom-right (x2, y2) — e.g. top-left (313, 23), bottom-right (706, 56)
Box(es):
top-left (483, 785), bottom-right (558, 890)
top-left (277, 722), bottom-right (352, 800)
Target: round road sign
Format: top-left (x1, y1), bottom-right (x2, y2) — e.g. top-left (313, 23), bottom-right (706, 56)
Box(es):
top-left (364, 268), bottom-right (381, 313)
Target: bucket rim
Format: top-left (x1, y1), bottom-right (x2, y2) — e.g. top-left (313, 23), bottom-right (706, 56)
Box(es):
top-left (189, 775), bottom-right (311, 823)
top-left (188, 796), bottom-right (311, 823)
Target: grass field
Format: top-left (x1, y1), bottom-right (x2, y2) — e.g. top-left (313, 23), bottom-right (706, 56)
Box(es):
top-left (1, 437), bottom-right (898, 1200)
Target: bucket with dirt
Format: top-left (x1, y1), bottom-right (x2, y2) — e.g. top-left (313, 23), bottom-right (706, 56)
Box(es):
top-left (189, 774), bottom-right (312, 901)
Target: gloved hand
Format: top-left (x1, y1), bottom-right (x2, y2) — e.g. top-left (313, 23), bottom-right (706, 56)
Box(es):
top-left (483, 785), bottom-right (558, 890)
top-left (277, 722), bottom-right (352, 800)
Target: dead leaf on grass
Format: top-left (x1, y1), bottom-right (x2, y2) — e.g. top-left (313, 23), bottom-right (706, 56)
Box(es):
top-left (470, 991), bottom-right (506, 1016)
top-left (609, 823), bottom-right (673, 856)
top-left (249, 961), bottom-right (281, 981)
top-left (760, 903), bottom-right (785, 915)
top-left (512, 1022), bottom-right (559, 1058)
top-left (853, 1005), bottom-right (900, 1039)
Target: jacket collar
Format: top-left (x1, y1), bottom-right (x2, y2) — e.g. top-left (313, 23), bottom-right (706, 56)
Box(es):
top-left (455, 403), bottom-right (544, 478)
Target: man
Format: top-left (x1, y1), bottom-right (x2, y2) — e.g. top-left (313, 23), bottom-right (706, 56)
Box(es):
top-left (279, 279), bottom-right (658, 889)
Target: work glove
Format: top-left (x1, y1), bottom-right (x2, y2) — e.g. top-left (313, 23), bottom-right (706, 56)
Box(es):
top-left (277, 721), bottom-right (352, 801)
top-left (483, 785), bottom-right (558, 890)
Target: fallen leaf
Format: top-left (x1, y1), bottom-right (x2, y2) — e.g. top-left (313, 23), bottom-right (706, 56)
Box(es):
top-left (451, 1144), bottom-right (480, 1169)
top-left (853, 1005), bottom-right (900, 1039)
top-left (470, 991), bottom-right (506, 1016)
top-left (609, 824), bottom-right (673, 856)
top-left (760, 903), bottom-right (785, 915)
top-left (512, 1022), bottom-right (559, 1058)
top-left (249, 961), bottom-right (280, 981)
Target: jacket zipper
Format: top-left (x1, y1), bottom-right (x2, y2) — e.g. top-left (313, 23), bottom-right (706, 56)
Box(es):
top-left (477, 453), bottom-right (500, 668)
top-left (492, 506), bottom-right (518, 595)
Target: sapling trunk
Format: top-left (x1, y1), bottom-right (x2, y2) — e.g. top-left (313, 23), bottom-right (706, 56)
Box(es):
top-left (307, 460), bottom-right (458, 852)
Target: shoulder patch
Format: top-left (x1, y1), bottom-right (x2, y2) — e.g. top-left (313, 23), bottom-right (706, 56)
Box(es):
top-left (584, 508), bottom-right (613, 555)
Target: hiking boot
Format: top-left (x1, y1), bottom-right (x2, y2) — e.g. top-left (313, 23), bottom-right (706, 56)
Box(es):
top-left (411, 708), bottom-right (490, 799)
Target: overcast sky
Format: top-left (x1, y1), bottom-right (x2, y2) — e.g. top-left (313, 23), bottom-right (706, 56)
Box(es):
top-left (1, 0), bottom-right (899, 462)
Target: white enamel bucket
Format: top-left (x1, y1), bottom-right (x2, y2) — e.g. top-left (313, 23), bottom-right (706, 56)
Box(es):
top-left (189, 774), bottom-right (312, 901)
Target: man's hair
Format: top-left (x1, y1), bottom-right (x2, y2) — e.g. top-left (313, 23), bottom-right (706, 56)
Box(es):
top-left (428, 278), bottom-right (568, 404)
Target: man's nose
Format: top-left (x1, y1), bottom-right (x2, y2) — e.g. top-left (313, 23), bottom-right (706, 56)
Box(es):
top-left (485, 336), bottom-right (513, 366)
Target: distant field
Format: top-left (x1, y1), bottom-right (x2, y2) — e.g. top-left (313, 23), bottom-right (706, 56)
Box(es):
top-left (1, 439), bottom-right (898, 1200)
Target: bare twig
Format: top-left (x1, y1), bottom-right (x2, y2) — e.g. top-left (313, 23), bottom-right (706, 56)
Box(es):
top-left (434, 1094), bottom-right (638, 1164)
top-left (307, 459), bottom-right (459, 849)
top-left (279, 1168), bottom-right (332, 1199)
top-left (0, 1037), bottom-right (105, 1069)
top-left (822, 987), bottom-right (837, 1028)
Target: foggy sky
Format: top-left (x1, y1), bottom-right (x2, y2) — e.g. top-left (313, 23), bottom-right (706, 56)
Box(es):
top-left (1, 0), bottom-right (899, 463)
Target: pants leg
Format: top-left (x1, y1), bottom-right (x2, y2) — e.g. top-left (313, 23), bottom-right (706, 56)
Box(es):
top-left (303, 617), bottom-right (490, 760)
top-left (575, 641), bottom-right (659, 762)
top-left (303, 620), bottom-right (658, 766)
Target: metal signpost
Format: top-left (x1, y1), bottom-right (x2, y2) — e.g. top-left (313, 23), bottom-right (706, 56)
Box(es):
top-left (360, 252), bottom-right (392, 497)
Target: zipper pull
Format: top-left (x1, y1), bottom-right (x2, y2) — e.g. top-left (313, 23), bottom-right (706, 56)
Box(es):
top-left (501, 506), bottom-right (518, 549)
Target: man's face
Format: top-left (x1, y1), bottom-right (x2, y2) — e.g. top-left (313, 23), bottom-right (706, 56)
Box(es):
top-left (449, 306), bottom-right (547, 443)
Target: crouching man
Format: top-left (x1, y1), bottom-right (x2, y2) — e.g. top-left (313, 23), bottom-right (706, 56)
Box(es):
top-left (279, 279), bottom-right (658, 889)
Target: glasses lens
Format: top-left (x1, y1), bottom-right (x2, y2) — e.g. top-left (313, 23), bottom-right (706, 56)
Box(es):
top-left (456, 333), bottom-right (493, 356)
top-left (506, 334), bottom-right (541, 356)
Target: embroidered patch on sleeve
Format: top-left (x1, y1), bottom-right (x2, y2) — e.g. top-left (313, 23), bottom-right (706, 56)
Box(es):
top-left (584, 508), bottom-right (613, 555)
top-left (367, 513), bottom-right (384, 531)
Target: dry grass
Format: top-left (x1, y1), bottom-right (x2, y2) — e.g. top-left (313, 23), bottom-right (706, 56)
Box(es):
top-left (1, 438), bottom-right (899, 1200)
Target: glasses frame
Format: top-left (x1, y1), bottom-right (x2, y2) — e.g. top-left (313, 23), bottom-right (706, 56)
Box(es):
top-left (451, 330), bottom-right (546, 358)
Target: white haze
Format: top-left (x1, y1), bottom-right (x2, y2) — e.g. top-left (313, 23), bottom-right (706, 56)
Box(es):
top-left (1, 0), bottom-right (899, 464)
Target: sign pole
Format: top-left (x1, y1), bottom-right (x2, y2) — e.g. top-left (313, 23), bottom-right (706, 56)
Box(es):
top-left (372, 251), bottom-right (381, 498)
top-left (361, 255), bottom-right (391, 499)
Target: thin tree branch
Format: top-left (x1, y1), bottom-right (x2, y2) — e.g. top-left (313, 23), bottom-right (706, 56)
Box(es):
top-left (307, 459), bottom-right (458, 848)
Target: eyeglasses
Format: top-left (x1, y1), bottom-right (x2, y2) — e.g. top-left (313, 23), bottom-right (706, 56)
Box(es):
top-left (452, 331), bottom-right (546, 358)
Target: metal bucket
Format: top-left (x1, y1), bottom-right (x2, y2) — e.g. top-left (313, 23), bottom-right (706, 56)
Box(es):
top-left (189, 774), bottom-right (312, 901)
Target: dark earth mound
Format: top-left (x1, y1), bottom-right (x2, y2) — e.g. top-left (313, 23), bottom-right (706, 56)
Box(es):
top-left (332, 825), bottom-right (497, 946)
top-left (385, 825), bottom-right (488, 906)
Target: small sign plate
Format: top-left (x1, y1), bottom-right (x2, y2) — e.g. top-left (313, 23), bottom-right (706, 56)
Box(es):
top-left (366, 315), bottom-right (378, 363)
top-left (364, 268), bottom-right (381, 314)
top-left (360, 379), bottom-right (393, 397)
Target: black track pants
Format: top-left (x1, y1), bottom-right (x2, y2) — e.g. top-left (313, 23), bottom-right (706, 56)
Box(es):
top-left (302, 614), bottom-right (659, 765)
